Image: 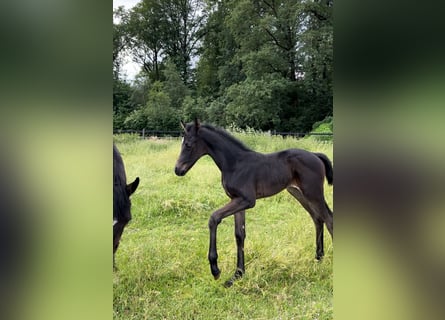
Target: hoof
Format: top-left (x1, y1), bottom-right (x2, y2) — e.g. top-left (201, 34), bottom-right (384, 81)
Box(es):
top-left (223, 269), bottom-right (244, 288)
top-left (224, 279), bottom-right (234, 288)
top-left (211, 265), bottom-right (221, 280)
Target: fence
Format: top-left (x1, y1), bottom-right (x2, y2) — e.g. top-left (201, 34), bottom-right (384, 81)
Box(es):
top-left (113, 128), bottom-right (333, 139)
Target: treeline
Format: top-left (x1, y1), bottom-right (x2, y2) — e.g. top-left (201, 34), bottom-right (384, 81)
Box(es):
top-left (113, 0), bottom-right (333, 132)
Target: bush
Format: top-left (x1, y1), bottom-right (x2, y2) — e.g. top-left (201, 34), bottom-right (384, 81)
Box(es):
top-left (311, 116), bottom-right (333, 141)
top-left (123, 81), bottom-right (180, 131)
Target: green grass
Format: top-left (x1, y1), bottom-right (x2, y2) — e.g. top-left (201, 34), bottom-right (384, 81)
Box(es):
top-left (113, 132), bottom-right (333, 320)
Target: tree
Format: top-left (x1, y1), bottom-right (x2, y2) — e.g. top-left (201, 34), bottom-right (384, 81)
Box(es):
top-left (224, 75), bottom-right (291, 130)
top-left (216, 0), bottom-right (332, 131)
top-left (225, 0), bottom-right (302, 81)
top-left (116, 0), bottom-right (207, 84)
top-left (196, 0), bottom-right (242, 99)
top-left (113, 78), bottom-right (137, 130)
top-left (113, 0), bottom-right (333, 133)
top-left (113, 17), bottom-right (126, 77)
top-left (124, 81), bottom-right (180, 131)
top-left (162, 60), bottom-right (189, 109)
top-left (181, 95), bottom-right (208, 121)
top-left (121, 0), bottom-right (166, 81)
top-left (160, 0), bottom-right (208, 85)
top-left (297, 0), bottom-right (333, 125)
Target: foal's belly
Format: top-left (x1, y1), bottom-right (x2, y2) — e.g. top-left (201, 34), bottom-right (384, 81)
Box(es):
top-left (256, 187), bottom-right (283, 199)
top-left (255, 174), bottom-right (291, 198)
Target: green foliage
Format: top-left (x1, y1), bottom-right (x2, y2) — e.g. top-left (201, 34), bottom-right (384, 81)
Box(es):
top-left (207, 95), bottom-right (229, 127)
top-left (240, 46), bottom-right (288, 80)
top-left (224, 75), bottom-right (289, 130)
top-left (113, 134), bottom-right (332, 319)
top-left (113, 78), bottom-right (138, 130)
top-left (129, 73), bottom-right (151, 107)
top-left (311, 116), bottom-right (333, 142)
top-left (163, 60), bottom-right (189, 109)
top-left (312, 116), bottom-right (333, 132)
top-left (181, 96), bottom-right (208, 121)
top-left (118, 0), bottom-right (207, 84)
top-left (124, 81), bottom-right (180, 130)
top-left (113, 16), bottom-right (126, 75)
top-left (113, 0), bottom-right (333, 134)
top-left (194, 0), bottom-right (332, 132)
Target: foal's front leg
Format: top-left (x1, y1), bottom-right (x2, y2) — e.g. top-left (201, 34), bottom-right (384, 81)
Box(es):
top-left (208, 198), bottom-right (253, 281)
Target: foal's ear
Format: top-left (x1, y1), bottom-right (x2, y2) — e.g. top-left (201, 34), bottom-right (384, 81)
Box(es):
top-left (180, 121), bottom-right (186, 132)
top-left (126, 177), bottom-right (140, 196)
top-left (194, 118), bottom-right (201, 130)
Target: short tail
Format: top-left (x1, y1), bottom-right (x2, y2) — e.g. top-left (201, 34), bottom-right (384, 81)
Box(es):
top-left (315, 153), bottom-right (333, 185)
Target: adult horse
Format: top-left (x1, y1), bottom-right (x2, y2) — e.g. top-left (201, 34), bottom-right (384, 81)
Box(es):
top-left (174, 119), bottom-right (333, 287)
top-left (113, 143), bottom-right (139, 268)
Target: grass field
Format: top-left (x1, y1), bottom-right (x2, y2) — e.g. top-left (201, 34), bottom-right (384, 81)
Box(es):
top-left (113, 132), bottom-right (333, 320)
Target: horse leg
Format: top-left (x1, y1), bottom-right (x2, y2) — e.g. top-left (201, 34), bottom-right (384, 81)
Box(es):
top-left (225, 210), bottom-right (246, 287)
top-left (208, 198), bottom-right (254, 281)
top-left (234, 210), bottom-right (246, 276)
top-left (113, 220), bottom-right (128, 269)
top-left (324, 201), bottom-right (333, 237)
top-left (314, 216), bottom-right (325, 260)
top-left (287, 187), bottom-right (327, 260)
top-left (309, 199), bottom-right (334, 259)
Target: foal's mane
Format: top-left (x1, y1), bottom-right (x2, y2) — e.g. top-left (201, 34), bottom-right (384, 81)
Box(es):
top-left (200, 124), bottom-right (252, 152)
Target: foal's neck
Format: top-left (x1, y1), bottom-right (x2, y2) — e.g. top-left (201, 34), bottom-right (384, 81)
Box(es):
top-left (202, 127), bottom-right (252, 172)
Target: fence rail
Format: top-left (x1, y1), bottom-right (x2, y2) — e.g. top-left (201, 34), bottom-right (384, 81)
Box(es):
top-left (113, 128), bottom-right (333, 138)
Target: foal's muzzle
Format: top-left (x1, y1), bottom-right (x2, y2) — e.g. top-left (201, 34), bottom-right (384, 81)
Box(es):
top-left (174, 164), bottom-right (187, 176)
top-left (174, 167), bottom-right (184, 176)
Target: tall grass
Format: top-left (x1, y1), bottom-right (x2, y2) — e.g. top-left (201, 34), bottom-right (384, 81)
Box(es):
top-left (113, 131), bottom-right (333, 320)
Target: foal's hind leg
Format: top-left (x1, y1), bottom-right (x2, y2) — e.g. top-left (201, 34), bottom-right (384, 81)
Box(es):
top-left (225, 210), bottom-right (246, 288)
top-left (287, 187), bottom-right (332, 260)
top-left (324, 202), bottom-right (333, 237)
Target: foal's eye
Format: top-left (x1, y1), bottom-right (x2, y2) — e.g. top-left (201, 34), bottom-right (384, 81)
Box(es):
top-left (182, 138), bottom-right (191, 149)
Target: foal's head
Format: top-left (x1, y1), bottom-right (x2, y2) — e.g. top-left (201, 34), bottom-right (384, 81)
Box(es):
top-left (174, 119), bottom-right (207, 176)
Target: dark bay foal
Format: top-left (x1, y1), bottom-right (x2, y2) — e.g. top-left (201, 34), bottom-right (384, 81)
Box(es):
top-left (113, 143), bottom-right (139, 268)
top-left (174, 119), bottom-right (333, 287)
